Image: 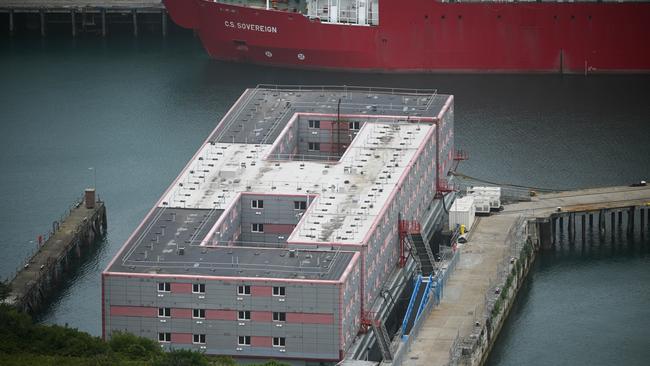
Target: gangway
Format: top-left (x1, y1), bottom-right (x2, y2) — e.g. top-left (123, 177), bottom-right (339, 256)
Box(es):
top-left (400, 274), bottom-right (434, 340)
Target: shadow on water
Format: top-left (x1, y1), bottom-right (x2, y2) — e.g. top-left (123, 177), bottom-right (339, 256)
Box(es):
top-left (33, 234), bottom-right (110, 323)
top-left (486, 227), bottom-right (650, 366)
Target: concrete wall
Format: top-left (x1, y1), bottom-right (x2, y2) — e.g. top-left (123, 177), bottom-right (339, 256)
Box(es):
top-left (267, 115), bottom-right (299, 159)
top-left (437, 99), bottom-right (455, 188)
top-left (296, 116), bottom-right (358, 160)
top-left (361, 121), bottom-right (440, 307)
top-left (340, 255), bottom-right (362, 351)
top-left (208, 197), bottom-right (241, 245)
top-left (208, 193), bottom-right (313, 246)
top-left (103, 274), bottom-right (345, 361)
top-left (239, 194), bottom-right (312, 245)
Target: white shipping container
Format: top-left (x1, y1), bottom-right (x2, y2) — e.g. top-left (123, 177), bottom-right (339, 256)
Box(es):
top-left (468, 186), bottom-right (501, 210)
top-left (449, 196), bottom-right (476, 231)
top-left (473, 196), bottom-right (491, 214)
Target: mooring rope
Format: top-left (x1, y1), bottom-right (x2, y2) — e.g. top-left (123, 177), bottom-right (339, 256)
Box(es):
top-left (450, 171), bottom-right (566, 193)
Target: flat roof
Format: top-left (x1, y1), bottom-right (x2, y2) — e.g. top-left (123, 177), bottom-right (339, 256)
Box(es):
top-left (209, 85), bottom-right (449, 145)
top-left (106, 85), bottom-right (452, 278)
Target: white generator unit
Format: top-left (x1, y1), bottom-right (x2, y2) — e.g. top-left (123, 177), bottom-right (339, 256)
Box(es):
top-left (449, 196), bottom-right (476, 231)
top-left (472, 195), bottom-right (491, 215)
top-left (468, 186), bottom-right (501, 211)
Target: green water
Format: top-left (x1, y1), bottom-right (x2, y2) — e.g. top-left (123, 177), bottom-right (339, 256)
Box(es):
top-left (1, 32), bottom-right (649, 365)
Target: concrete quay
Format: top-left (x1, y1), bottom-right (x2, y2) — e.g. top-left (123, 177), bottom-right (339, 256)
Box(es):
top-left (3, 190), bottom-right (107, 314)
top-left (0, 0), bottom-right (167, 37)
top-left (396, 185), bottom-right (650, 366)
top-left (402, 215), bottom-right (519, 366)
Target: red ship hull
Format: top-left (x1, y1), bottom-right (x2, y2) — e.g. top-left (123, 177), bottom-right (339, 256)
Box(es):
top-left (165, 0), bottom-right (650, 73)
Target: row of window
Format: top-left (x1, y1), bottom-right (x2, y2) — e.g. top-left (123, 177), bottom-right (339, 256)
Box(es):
top-left (251, 223), bottom-right (264, 233)
top-left (250, 200), bottom-right (308, 210)
top-left (157, 333), bottom-right (286, 347)
top-left (157, 308), bottom-right (287, 321)
top-left (238, 336), bottom-right (286, 347)
top-left (238, 285), bottom-right (286, 296)
top-left (308, 120), bottom-right (360, 130)
top-left (236, 310), bottom-right (286, 322)
top-left (157, 283), bottom-right (286, 296)
top-left (157, 283), bottom-right (205, 293)
top-left (158, 333), bottom-right (206, 344)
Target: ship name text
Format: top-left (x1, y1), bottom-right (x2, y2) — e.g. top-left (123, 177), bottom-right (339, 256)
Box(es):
top-left (225, 21), bottom-right (278, 33)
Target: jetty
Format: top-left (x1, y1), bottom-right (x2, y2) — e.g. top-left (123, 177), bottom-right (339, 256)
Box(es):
top-left (391, 184), bottom-right (650, 366)
top-left (4, 189), bottom-right (107, 314)
top-left (0, 0), bottom-right (167, 37)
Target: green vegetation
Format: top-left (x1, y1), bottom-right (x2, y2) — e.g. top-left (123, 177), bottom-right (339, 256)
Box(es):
top-left (0, 280), bottom-right (10, 300)
top-left (490, 239), bottom-right (534, 319)
top-left (0, 299), bottom-right (288, 366)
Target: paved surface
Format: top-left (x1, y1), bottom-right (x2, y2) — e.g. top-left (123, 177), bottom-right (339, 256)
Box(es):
top-left (404, 214), bottom-right (513, 365)
top-left (404, 185), bottom-right (650, 366)
top-left (503, 185), bottom-right (650, 218)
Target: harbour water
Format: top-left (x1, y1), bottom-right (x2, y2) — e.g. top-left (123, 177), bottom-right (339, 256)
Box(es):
top-left (1, 32), bottom-right (649, 364)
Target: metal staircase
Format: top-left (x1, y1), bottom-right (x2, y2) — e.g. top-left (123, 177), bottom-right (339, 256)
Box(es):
top-left (409, 232), bottom-right (436, 276)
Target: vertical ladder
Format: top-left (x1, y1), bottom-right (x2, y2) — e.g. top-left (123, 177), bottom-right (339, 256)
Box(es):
top-left (404, 234), bottom-right (422, 273)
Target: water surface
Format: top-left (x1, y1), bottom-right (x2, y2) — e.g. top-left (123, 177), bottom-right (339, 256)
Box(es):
top-left (1, 32), bottom-right (649, 364)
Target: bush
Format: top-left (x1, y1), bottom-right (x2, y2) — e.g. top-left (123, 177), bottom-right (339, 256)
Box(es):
top-left (252, 361), bottom-right (291, 366)
top-left (0, 305), bottom-right (245, 366)
top-left (491, 299), bottom-right (502, 318)
top-left (154, 349), bottom-right (208, 366)
top-left (0, 280), bottom-right (10, 301)
top-left (110, 331), bottom-right (162, 361)
top-left (212, 356), bottom-right (237, 366)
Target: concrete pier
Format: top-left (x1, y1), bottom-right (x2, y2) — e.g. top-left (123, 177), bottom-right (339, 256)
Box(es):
top-left (397, 185), bottom-right (650, 366)
top-left (3, 190), bottom-right (107, 314)
top-left (0, 0), bottom-right (168, 37)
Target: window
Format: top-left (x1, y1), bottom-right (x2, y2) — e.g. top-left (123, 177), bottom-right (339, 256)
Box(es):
top-left (158, 282), bottom-right (170, 292)
top-left (273, 337), bottom-right (286, 347)
top-left (251, 199), bottom-right (264, 209)
top-left (192, 283), bottom-right (205, 294)
top-left (238, 310), bottom-right (251, 320)
top-left (308, 142), bottom-right (320, 151)
top-left (158, 332), bottom-right (171, 343)
top-left (238, 336), bottom-right (251, 346)
top-left (251, 223), bottom-right (264, 233)
top-left (272, 286), bottom-right (286, 296)
top-left (193, 309), bottom-right (205, 319)
top-left (273, 312), bottom-right (286, 322)
top-left (293, 201), bottom-right (307, 210)
top-left (158, 307), bottom-right (171, 318)
top-left (308, 120), bottom-right (320, 129)
top-left (193, 334), bottom-right (206, 344)
top-left (349, 121), bottom-right (360, 130)
top-left (237, 285), bottom-right (251, 295)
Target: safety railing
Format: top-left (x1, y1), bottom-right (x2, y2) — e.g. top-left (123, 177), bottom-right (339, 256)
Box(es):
top-left (400, 274), bottom-right (422, 339)
top-left (256, 84), bottom-right (438, 96)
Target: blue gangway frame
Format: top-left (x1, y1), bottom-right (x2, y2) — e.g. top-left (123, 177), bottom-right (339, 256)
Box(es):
top-left (400, 275), bottom-right (422, 340)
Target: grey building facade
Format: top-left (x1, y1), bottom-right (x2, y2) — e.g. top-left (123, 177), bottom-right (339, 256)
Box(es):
top-left (103, 85), bottom-right (454, 365)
